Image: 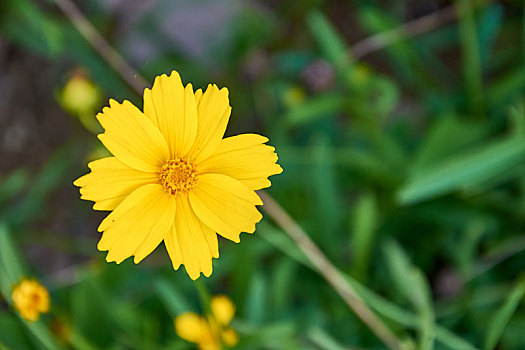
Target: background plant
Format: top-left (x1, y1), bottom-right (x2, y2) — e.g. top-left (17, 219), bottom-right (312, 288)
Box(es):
top-left (0, 0), bottom-right (524, 349)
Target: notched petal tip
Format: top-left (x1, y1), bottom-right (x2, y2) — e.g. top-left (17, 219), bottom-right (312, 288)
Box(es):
top-left (168, 70), bottom-right (181, 78)
top-left (188, 270), bottom-right (202, 281)
top-left (203, 268), bottom-right (213, 278)
top-left (108, 99), bottom-right (119, 107)
top-left (73, 176), bottom-right (84, 187)
top-left (219, 86), bottom-right (229, 96)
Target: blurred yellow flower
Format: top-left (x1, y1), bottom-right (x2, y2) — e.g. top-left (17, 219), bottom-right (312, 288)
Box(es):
top-left (60, 70), bottom-right (102, 115)
top-left (74, 70), bottom-right (282, 279)
top-left (175, 295), bottom-right (238, 350)
top-left (283, 85), bottom-right (305, 108)
top-left (59, 69), bottom-right (103, 133)
top-left (11, 279), bottom-right (50, 322)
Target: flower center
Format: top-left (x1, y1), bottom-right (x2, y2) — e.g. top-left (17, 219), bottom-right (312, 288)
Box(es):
top-left (159, 158), bottom-right (197, 195)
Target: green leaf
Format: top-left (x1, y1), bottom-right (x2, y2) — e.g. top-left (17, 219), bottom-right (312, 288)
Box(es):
top-left (483, 279), bottom-right (525, 350)
top-left (0, 170), bottom-right (28, 209)
top-left (245, 272), bottom-right (267, 323)
top-left (154, 278), bottom-right (192, 318)
top-left (350, 192), bottom-right (378, 282)
top-left (0, 312), bottom-right (32, 350)
top-left (71, 276), bottom-right (113, 348)
top-left (307, 11), bottom-right (351, 73)
top-left (487, 68), bottom-right (525, 109)
top-left (284, 94), bottom-right (346, 127)
top-left (410, 114), bottom-right (489, 173)
top-left (477, 4), bottom-right (504, 68)
top-left (257, 222), bottom-right (312, 268)
top-left (1, 0), bottom-right (64, 57)
top-left (24, 322), bottom-right (62, 350)
top-left (458, 0), bottom-right (484, 117)
top-left (398, 136), bottom-right (525, 205)
top-left (382, 240), bottom-right (435, 350)
top-left (0, 225), bottom-right (25, 296)
top-left (310, 134), bottom-right (342, 242)
top-left (307, 327), bottom-right (348, 350)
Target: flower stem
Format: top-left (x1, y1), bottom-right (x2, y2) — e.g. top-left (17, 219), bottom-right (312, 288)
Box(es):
top-left (194, 279), bottom-right (213, 317)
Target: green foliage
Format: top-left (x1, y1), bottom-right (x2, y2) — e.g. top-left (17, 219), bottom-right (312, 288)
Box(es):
top-left (1, 0), bottom-right (525, 349)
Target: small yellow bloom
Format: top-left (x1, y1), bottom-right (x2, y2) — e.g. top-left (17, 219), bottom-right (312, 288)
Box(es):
top-left (59, 69), bottom-right (103, 133)
top-left (11, 279), bottom-right (50, 322)
top-left (74, 70), bottom-right (282, 279)
top-left (60, 70), bottom-right (102, 115)
top-left (175, 295), bottom-right (239, 350)
top-left (210, 294), bottom-right (235, 325)
top-left (283, 86), bottom-right (305, 108)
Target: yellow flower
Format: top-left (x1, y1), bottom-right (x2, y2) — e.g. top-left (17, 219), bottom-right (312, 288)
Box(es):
top-left (175, 295), bottom-right (238, 350)
top-left (11, 279), bottom-right (50, 322)
top-left (74, 70), bottom-right (282, 279)
top-left (60, 70), bottom-right (102, 116)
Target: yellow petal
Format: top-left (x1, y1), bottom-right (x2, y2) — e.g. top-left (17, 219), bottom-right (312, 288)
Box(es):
top-left (165, 195), bottom-right (219, 280)
top-left (189, 174), bottom-right (262, 243)
top-left (97, 184), bottom-right (175, 264)
top-left (187, 85), bottom-right (231, 163)
top-left (211, 295), bottom-right (235, 326)
top-left (194, 88), bottom-right (203, 104)
top-left (221, 328), bottom-right (239, 347)
top-left (74, 157), bottom-right (158, 211)
top-left (97, 99), bottom-right (169, 172)
top-left (143, 71), bottom-right (198, 157)
top-left (175, 312), bottom-right (209, 343)
top-left (199, 133), bottom-right (283, 190)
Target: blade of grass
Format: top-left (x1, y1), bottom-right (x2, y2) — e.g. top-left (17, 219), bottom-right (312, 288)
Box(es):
top-left (307, 10), bottom-right (352, 76)
top-left (398, 136), bottom-right (525, 205)
top-left (350, 192), bottom-right (378, 282)
top-left (458, 0), bottom-right (485, 118)
top-left (383, 240), bottom-right (435, 350)
top-left (483, 279), bottom-right (525, 350)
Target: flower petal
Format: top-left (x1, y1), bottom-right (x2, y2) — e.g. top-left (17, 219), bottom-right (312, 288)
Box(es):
top-left (74, 157), bottom-right (158, 211)
top-left (198, 133), bottom-right (283, 190)
top-left (187, 85), bottom-right (231, 163)
top-left (175, 312), bottom-right (209, 343)
top-left (97, 184), bottom-right (175, 264)
top-left (189, 174), bottom-right (262, 243)
top-left (97, 99), bottom-right (169, 172)
top-left (143, 71), bottom-right (198, 157)
top-left (211, 295), bottom-right (235, 326)
top-left (221, 328), bottom-right (239, 347)
top-left (165, 195), bottom-right (219, 280)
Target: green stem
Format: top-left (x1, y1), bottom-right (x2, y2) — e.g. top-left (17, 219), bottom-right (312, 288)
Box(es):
top-left (194, 279), bottom-right (213, 318)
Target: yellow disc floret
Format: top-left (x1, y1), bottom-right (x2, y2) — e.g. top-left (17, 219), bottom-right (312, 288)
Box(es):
top-left (160, 158), bottom-right (197, 195)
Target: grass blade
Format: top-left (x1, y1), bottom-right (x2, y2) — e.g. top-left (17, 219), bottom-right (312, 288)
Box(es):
top-left (398, 136), bottom-right (525, 205)
top-left (483, 279), bottom-right (525, 350)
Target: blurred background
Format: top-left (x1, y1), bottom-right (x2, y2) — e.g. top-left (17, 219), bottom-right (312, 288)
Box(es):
top-left (1, 0), bottom-right (525, 349)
